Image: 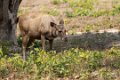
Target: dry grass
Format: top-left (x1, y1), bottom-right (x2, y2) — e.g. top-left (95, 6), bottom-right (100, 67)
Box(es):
top-left (18, 0), bottom-right (120, 34)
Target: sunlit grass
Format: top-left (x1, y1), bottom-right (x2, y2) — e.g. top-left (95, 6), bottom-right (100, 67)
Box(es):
top-left (0, 47), bottom-right (120, 79)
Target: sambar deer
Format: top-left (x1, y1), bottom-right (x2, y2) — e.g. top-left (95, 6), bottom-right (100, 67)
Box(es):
top-left (18, 13), bottom-right (67, 60)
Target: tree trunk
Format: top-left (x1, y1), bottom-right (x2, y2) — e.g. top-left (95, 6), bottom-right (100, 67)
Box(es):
top-left (0, 0), bottom-right (22, 45)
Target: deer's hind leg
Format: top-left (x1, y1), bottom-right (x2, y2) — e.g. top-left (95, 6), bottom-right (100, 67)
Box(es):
top-left (22, 34), bottom-right (29, 60)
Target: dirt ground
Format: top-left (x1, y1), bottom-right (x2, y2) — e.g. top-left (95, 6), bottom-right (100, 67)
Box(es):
top-left (19, 0), bottom-right (120, 34)
top-left (17, 0), bottom-right (120, 49)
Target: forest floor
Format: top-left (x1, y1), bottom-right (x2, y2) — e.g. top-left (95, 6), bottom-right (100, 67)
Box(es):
top-left (15, 0), bottom-right (120, 50)
top-left (19, 0), bottom-right (120, 34)
top-left (1, 1), bottom-right (120, 80)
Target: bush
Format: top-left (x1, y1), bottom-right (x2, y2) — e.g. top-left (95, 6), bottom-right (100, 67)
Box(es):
top-left (110, 4), bottom-right (120, 16)
top-left (0, 47), bottom-right (120, 79)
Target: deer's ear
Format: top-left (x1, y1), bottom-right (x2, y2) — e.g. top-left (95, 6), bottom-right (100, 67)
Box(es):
top-left (50, 22), bottom-right (56, 27)
top-left (59, 19), bottom-right (64, 25)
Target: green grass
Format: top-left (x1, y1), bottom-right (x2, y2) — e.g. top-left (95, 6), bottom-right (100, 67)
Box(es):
top-left (65, 0), bottom-right (96, 17)
top-left (110, 4), bottom-right (120, 16)
top-left (64, 0), bottom-right (120, 17)
top-left (68, 0), bottom-right (95, 9)
top-left (84, 25), bottom-right (94, 32)
top-left (47, 8), bottom-right (60, 16)
top-left (0, 47), bottom-right (120, 79)
top-left (52, 0), bottom-right (62, 5)
top-left (51, 0), bottom-right (67, 5)
top-left (18, 0), bottom-right (120, 18)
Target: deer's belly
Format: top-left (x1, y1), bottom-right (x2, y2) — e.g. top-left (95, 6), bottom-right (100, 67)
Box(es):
top-left (29, 32), bottom-right (41, 39)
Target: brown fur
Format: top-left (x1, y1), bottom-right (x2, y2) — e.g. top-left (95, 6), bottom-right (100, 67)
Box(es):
top-left (18, 13), bottom-right (67, 60)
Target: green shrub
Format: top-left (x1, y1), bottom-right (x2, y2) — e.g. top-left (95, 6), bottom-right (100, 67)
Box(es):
top-left (110, 4), bottom-right (120, 15)
top-left (88, 51), bottom-right (103, 70)
top-left (98, 68), bottom-right (114, 80)
top-left (0, 47), bottom-right (120, 79)
top-left (17, 36), bottom-right (22, 47)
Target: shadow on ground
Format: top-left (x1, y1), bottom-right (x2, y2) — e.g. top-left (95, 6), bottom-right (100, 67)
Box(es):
top-left (47, 32), bottom-right (120, 52)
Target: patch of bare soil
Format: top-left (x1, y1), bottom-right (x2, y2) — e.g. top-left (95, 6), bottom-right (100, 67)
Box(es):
top-left (19, 0), bottom-right (120, 33)
top-left (20, 0), bottom-right (50, 7)
top-left (18, 0), bottom-right (120, 42)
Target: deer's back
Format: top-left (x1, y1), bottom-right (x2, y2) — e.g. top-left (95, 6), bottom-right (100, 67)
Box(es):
top-left (18, 13), bottom-right (57, 38)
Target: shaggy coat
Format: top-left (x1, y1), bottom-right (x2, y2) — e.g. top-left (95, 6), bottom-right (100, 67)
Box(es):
top-left (18, 13), bottom-right (67, 60)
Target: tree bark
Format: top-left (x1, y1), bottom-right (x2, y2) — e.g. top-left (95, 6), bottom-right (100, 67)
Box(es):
top-left (0, 0), bottom-right (22, 45)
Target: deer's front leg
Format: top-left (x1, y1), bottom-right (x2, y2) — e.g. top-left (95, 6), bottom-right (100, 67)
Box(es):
top-left (49, 39), bottom-right (53, 50)
top-left (41, 35), bottom-right (45, 50)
